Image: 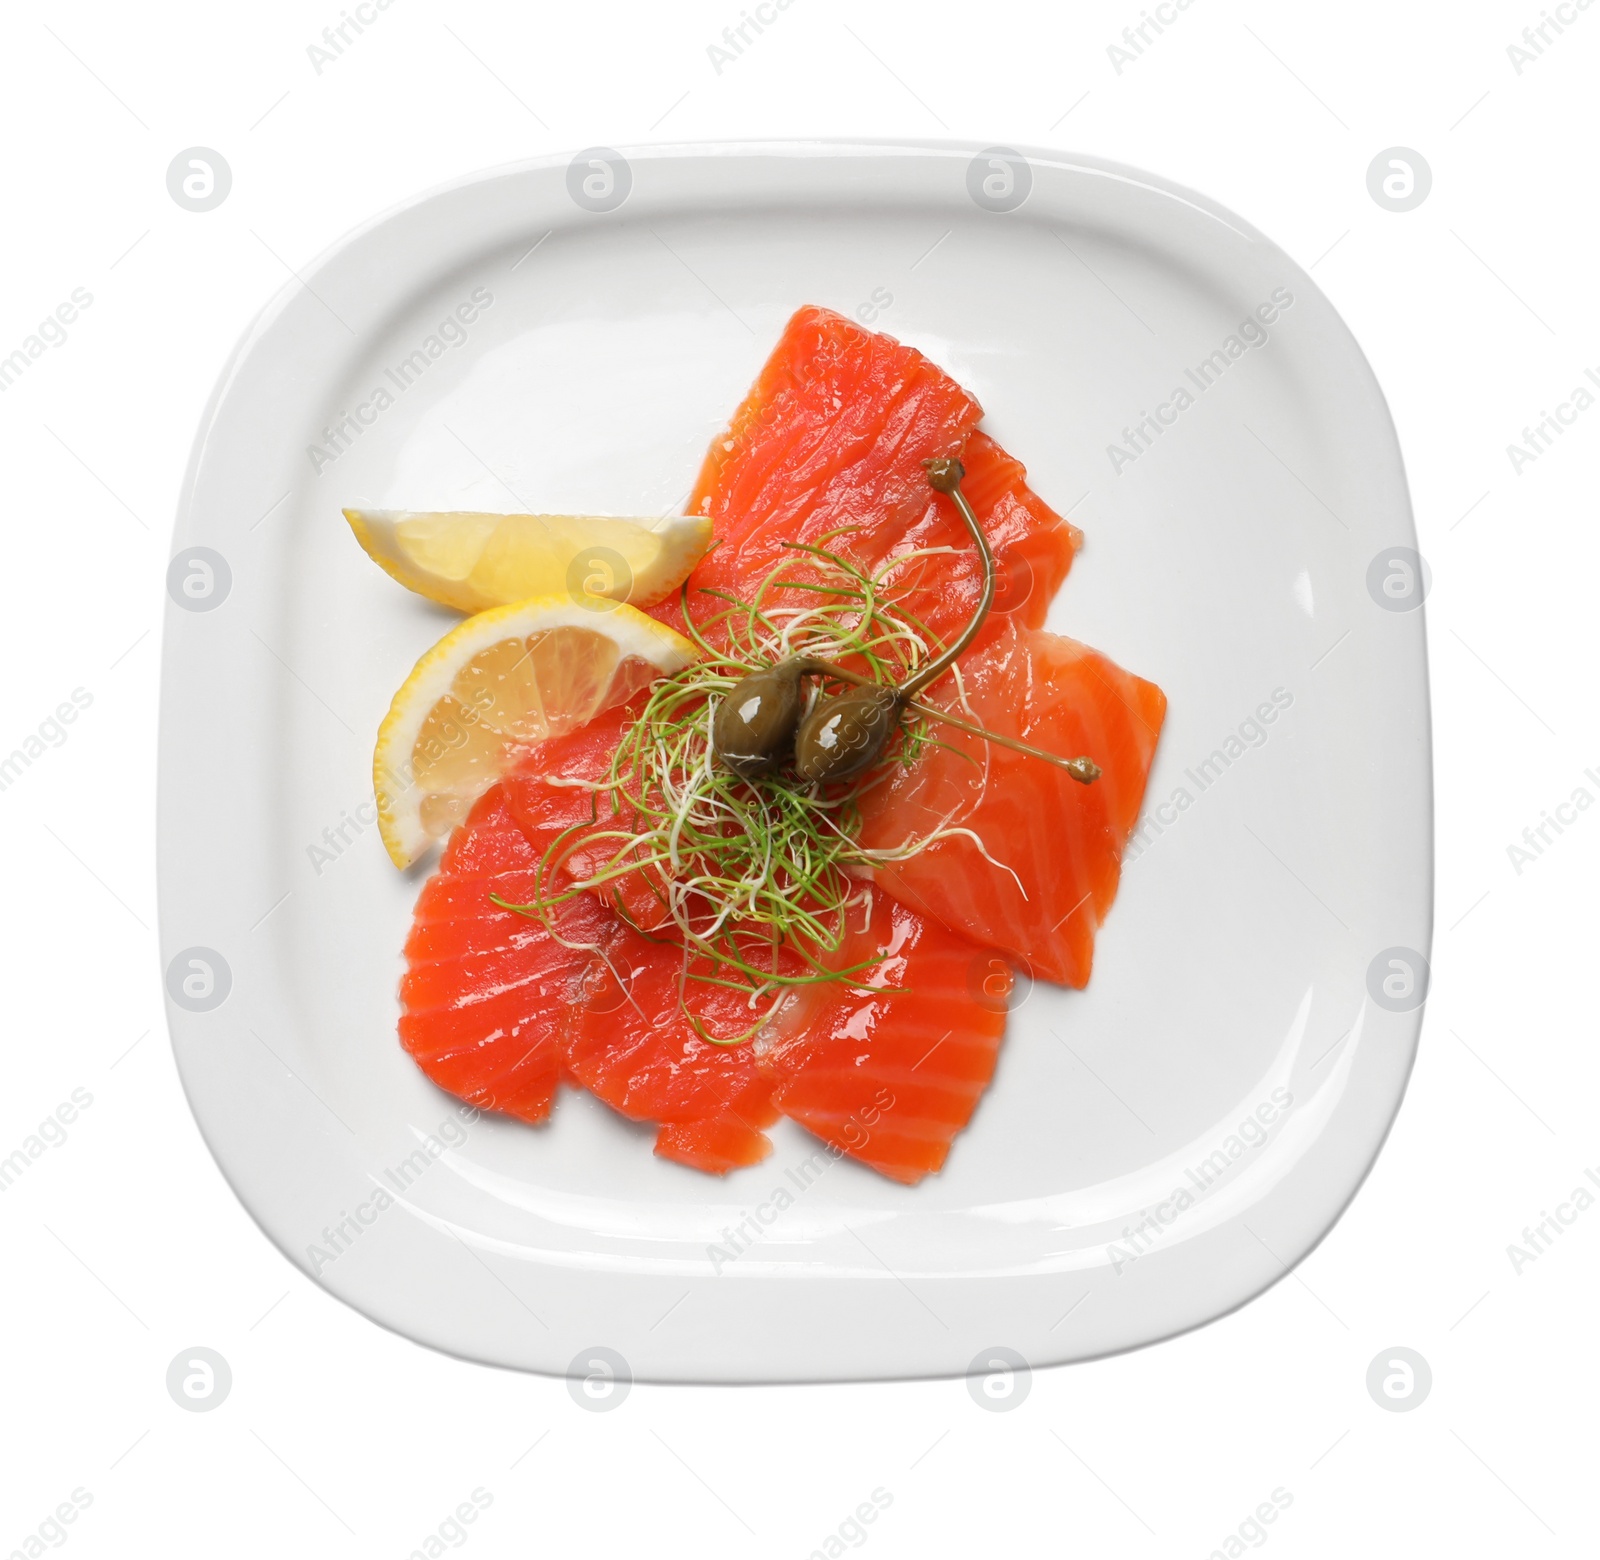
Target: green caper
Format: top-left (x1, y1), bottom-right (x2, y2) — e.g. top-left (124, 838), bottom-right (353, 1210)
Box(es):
top-left (711, 656), bottom-right (819, 778)
top-left (789, 455), bottom-right (991, 783)
top-left (793, 684), bottom-right (905, 784)
top-left (710, 458), bottom-right (1100, 789)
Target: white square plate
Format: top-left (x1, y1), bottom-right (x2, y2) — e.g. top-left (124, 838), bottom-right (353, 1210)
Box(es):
top-left (159, 141), bottom-right (1431, 1382)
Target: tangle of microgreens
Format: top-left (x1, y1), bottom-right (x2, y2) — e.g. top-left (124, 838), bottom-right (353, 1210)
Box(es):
top-left (495, 535), bottom-right (1010, 1045)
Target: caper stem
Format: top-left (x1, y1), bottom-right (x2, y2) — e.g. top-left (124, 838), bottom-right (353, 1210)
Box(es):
top-left (902, 460), bottom-right (997, 698)
top-left (804, 657), bottom-right (1099, 783)
top-left (713, 457), bottom-right (1097, 785)
top-left (903, 703), bottom-right (1101, 784)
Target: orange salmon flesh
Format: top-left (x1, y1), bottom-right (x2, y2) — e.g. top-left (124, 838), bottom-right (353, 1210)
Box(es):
top-left (395, 305), bottom-right (1165, 1181)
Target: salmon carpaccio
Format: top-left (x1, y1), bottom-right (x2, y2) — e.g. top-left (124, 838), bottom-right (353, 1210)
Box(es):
top-left (395, 303), bottom-right (1165, 1181)
top-left (652, 306), bottom-right (1081, 653)
top-left (494, 726), bottom-right (1010, 1180)
top-left (758, 887), bottom-right (1010, 1185)
top-left (399, 784), bottom-right (609, 1123)
top-left (858, 617), bottom-right (1167, 988)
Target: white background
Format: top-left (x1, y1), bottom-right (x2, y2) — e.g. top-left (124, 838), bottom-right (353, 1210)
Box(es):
top-left (2, 1), bottom-right (1596, 1555)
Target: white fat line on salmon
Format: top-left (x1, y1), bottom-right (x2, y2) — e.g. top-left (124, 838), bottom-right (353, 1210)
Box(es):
top-left (1105, 1086), bottom-right (1293, 1276)
top-left (1106, 0), bottom-right (1202, 75)
top-left (1505, 1165), bottom-right (1600, 1274)
top-left (706, 1090), bottom-right (893, 1274)
top-left (304, 1105), bottom-right (478, 1276)
top-left (1124, 688), bottom-right (1293, 866)
top-left (1104, 288), bottom-right (1296, 476)
top-left (306, 286), bottom-right (494, 475)
top-left (1506, 767), bottom-right (1600, 874)
top-left (1505, 367), bottom-right (1600, 473)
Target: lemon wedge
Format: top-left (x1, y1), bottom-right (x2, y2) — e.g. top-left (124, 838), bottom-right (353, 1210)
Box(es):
top-left (345, 508), bottom-right (712, 614)
top-left (374, 597), bottom-right (695, 868)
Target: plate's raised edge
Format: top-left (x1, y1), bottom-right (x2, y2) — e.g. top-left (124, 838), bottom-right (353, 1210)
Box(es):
top-left (157, 141), bottom-right (1433, 1383)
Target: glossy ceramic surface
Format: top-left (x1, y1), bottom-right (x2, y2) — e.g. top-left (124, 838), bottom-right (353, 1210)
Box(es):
top-left (159, 142), bottom-right (1431, 1380)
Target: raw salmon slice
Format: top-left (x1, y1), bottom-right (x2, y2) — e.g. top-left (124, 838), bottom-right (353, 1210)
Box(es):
top-left (888, 429), bottom-right (1082, 649)
top-left (416, 740), bottom-right (780, 1169)
top-left (654, 308), bottom-right (1077, 655)
top-left (501, 696), bottom-right (1011, 1181)
top-left (858, 617), bottom-right (1167, 988)
top-left (505, 731), bottom-right (784, 1173)
top-left (759, 887), bottom-right (1008, 1185)
top-left (395, 305), bottom-right (1156, 1185)
top-left (671, 305), bottom-right (982, 633)
top-left (564, 926), bottom-right (785, 1174)
top-left (501, 702), bottom-right (682, 937)
top-left (400, 784), bottom-right (612, 1122)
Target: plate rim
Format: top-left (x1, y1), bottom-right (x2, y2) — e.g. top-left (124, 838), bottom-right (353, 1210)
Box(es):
top-left (158, 137), bottom-right (1433, 1383)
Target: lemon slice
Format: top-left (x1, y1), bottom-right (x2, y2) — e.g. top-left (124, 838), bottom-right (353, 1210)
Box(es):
top-left (374, 597), bottom-right (695, 868)
top-left (345, 508), bottom-right (713, 614)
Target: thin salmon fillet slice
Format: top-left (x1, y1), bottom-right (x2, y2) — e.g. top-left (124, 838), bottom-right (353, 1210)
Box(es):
top-left (681, 305), bottom-right (982, 607)
top-left (508, 700), bottom-right (767, 944)
top-left (399, 785), bottom-right (614, 1122)
top-left (563, 925), bottom-right (786, 1174)
top-left (857, 617), bottom-right (1167, 988)
top-left (888, 429), bottom-right (1082, 648)
top-left (759, 887), bottom-right (1008, 1185)
top-left (655, 308), bottom-right (1078, 675)
top-left (504, 726), bottom-right (784, 1173)
top-left (501, 702), bottom-right (683, 937)
top-left (651, 305), bottom-right (979, 646)
top-left (499, 705), bottom-right (628, 851)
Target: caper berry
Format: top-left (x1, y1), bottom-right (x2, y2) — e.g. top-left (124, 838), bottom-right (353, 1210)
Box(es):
top-left (708, 457), bottom-right (1096, 789)
top-left (793, 684), bottom-right (905, 784)
top-left (710, 656), bottom-right (819, 778)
